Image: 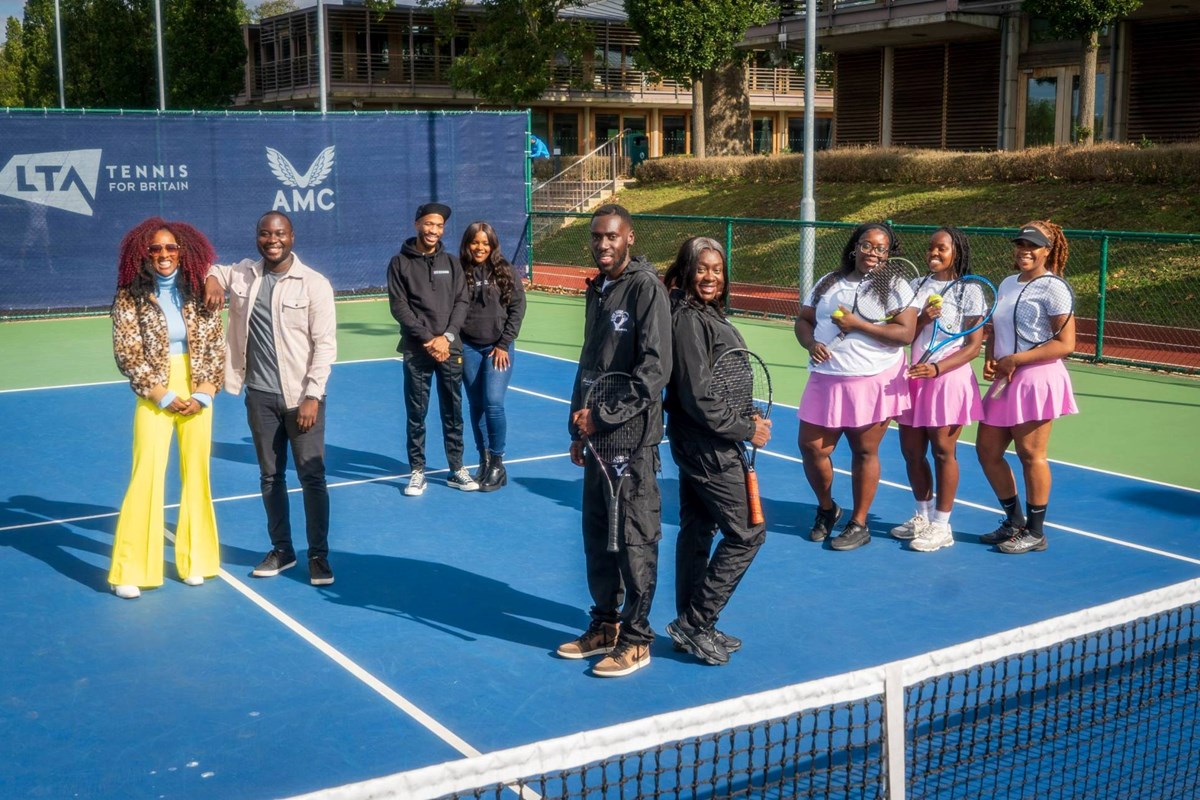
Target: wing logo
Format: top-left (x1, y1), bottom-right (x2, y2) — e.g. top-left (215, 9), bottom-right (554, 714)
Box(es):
top-left (267, 146), bottom-right (337, 212)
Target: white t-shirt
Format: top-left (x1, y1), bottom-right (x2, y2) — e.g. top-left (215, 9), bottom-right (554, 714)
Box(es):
top-left (910, 275), bottom-right (954, 362)
top-left (991, 274), bottom-right (1073, 359)
top-left (805, 272), bottom-right (915, 376)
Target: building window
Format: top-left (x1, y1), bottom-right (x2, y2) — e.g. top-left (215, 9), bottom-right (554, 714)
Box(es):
top-left (1071, 72), bottom-right (1107, 142)
top-left (753, 117), bottom-right (773, 154)
top-left (663, 115), bottom-right (687, 155)
top-left (1024, 77), bottom-right (1057, 147)
top-left (787, 117), bottom-right (832, 151)
top-left (596, 113), bottom-right (621, 142)
top-left (552, 113), bottom-right (579, 156)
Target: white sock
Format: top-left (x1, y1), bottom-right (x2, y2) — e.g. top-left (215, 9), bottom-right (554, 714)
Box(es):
top-left (917, 500), bottom-right (933, 518)
top-left (930, 508), bottom-right (951, 525)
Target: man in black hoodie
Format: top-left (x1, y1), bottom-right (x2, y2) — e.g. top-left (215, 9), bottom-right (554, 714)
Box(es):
top-left (557, 204), bottom-right (672, 678)
top-left (387, 202), bottom-right (477, 496)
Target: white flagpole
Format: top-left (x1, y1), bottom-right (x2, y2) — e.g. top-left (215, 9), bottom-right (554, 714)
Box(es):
top-left (154, 0), bottom-right (166, 109)
top-left (53, 0), bottom-right (65, 108)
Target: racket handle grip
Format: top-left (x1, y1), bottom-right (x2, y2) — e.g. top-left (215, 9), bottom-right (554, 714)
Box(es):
top-left (746, 470), bottom-right (764, 526)
top-left (990, 375), bottom-right (1010, 400)
top-left (606, 494), bottom-right (620, 553)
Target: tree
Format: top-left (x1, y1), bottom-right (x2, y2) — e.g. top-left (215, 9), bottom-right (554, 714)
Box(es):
top-left (1022, 0), bottom-right (1142, 146)
top-left (166, 0), bottom-right (247, 107)
top-left (626, 0), bottom-right (773, 158)
top-left (238, 0), bottom-right (298, 25)
top-left (0, 17), bottom-right (24, 106)
top-left (424, 0), bottom-right (591, 106)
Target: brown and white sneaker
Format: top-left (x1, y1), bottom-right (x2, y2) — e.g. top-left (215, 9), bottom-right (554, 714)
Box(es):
top-left (556, 621), bottom-right (619, 659)
top-left (592, 640), bottom-right (651, 677)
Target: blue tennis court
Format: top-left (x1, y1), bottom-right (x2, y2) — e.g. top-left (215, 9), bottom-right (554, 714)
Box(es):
top-left (2, 350), bottom-right (1198, 799)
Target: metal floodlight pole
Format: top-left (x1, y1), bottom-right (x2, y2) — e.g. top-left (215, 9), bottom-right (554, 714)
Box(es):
top-left (317, 0), bottom-right (328, 113)
top-left (154, 0), bottom-right (166, 110)
top-left (799, 0), bottom-right (818, 299)
top-left (53, 0), bottom-right (65, 108)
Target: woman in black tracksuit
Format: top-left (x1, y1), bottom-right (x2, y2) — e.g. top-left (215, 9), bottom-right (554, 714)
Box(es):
top-left (663, 237), bottom-right (771, 666)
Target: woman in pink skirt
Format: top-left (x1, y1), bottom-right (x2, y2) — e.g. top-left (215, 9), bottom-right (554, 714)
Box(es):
top-left (977, 221), bottom-right (1078, 554)
top-left (893, 227), bottom-right (985, 553)
top-left (795, 222), bottom-right (918, 551)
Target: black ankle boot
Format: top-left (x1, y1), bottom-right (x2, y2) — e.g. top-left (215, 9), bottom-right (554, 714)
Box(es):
top-left (473, 451), bottom-right (491, 484)
top-left (479, 451), bottom-right (507, 492)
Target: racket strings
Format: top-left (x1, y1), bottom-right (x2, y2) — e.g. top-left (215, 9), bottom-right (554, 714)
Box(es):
top-left (712, 351), bottom-right (773, 421)
top-left (859, 259), bottom-right (917, 321)
top-left (1015, 279), bottom-right (1073, 347)
top-left (586, 377), bottom-right (646, 463)
top-left (938, 281), bottom-right (993, 335)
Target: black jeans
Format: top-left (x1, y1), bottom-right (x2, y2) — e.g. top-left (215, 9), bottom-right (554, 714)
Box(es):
top-left (670, 435), bottom-right (765, 631)
top-left (403, 344), bottom-right (465, 471)
top-left (581, 445), bottom-right (662, 645)
top-left (244, 388), bottom-right (329, 560)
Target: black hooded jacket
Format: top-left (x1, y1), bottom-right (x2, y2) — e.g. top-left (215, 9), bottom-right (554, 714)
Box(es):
top-left (386, 238), bottom-right (469, 350)
top-left (664, 289), bottom-right (757, 445)
top-left (569, 256), bottom-right (672, 444)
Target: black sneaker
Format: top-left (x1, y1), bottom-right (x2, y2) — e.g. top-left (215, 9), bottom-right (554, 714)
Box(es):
top-left (673, 628), bottom-right (742, 653)
top-left (309, 556), bottom-right (334, 586)
top-left (980, 519), bottom-right (1020, 545)
top-left (997, 529), bottom-right (1048, 554)
top-left (809, 503), bottom-right (843, 542)
top-left (666, 618), bottom-right (730, 666)
top-left (252, 550), bottom-right (296, 577)
top-left (830, 521), bottom-right (871, 551)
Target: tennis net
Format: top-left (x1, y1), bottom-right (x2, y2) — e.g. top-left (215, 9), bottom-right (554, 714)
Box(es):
top-left (290, 577), bottom-right (1200, 800)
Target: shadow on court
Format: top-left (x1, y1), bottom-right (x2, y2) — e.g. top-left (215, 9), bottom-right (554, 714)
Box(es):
top-left (0, 495), bottom-right (119, 592)
top-left (1115, 486), bottom-right (1200, 519)
top-left (212, 437), bottom-right (410, 482)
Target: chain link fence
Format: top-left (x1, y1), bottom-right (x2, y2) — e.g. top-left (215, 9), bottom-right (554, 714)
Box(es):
top-left (530, 211), bottom-right (1200, 375)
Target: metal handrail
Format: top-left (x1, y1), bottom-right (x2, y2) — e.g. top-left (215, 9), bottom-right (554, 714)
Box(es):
top-left (533, 128), bottom-right (630, 190)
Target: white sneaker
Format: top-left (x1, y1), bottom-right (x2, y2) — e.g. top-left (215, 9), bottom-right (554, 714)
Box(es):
top-left (911, 521), bottom-right (955, 552)
top-left (404, 470), bottom-right (427, 496)
top-left (890, 514), bottom-right (929, 540)
top-left (183, 576), bottom-right (204, 586)
top-left (112, 584), bottom-right (141, 599)
top-left (446, 466), bottom-right (480, 492)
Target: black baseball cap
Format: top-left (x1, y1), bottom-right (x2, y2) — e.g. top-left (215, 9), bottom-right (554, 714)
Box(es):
top-left (415, 202), bottom-right (452, 222)
top-left (1012, 226), bottom-right (1051, 248)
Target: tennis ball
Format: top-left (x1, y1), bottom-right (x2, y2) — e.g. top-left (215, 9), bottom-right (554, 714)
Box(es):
top-left (929, 294), bottom-right (943, 307)
top-left (832, 309), bottom-right (845, 319)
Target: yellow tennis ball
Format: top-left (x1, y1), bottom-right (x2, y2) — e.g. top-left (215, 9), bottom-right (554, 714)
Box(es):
top-left (929, 294), bottom-right (943, 307)
top-left (832, 309), bottom-right (845, 319)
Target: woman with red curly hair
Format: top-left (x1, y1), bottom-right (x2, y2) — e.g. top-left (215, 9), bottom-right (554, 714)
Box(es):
top-left (109, 217), bottom-right (225, 599)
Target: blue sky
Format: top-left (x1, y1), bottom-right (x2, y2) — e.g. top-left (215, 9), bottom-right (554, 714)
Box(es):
top-left (1, 1), bottom-right (24, 43)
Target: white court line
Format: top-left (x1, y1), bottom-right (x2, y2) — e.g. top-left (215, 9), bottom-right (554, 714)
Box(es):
top-left (757, 447), bottom-right (1200, 566)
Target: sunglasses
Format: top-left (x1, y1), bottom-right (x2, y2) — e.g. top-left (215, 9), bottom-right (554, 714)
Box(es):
top-left (148, 244), bottom-right (181, 254)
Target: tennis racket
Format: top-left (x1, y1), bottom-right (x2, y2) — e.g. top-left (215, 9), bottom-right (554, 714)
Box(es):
top-left (580, 371), bottom-right (648, 553)
top-left (826, 256), bottom-right (922, 349)
top-left (915, 275), bottom-right (997, 365)
top-left (988, 274), bottom-right (1075, 399)
top-left (710, 348), bottom-right (773, 526)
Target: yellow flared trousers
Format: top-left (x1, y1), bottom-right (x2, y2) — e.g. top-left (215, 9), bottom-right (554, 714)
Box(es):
top-left (109, 353), bottom-right (220, 587)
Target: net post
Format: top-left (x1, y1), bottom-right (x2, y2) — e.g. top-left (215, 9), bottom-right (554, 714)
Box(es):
top-left (725, 218), bottom-right (734, 315)
top-left (884, 663), bottom-right (907, 800)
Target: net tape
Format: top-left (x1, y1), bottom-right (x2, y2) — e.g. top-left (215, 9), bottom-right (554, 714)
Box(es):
top-left (285, 576), bottom-right (1200, 800)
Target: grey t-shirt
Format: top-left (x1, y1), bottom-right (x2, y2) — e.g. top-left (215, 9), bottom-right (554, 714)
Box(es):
top-left (245, 269), bottom-right (284, 395)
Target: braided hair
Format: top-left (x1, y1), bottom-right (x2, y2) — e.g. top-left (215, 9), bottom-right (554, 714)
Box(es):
top-left (115, 217), bottom-right (216, 305)
top-left (663, 236), bottom-right (729, 310)
top-left (812, 221), bottom-right (901, 301)
top-left (933, 225), bottom-right (973, 278)
top-left (459, 221), bottom-right (516, 306)
top-left (1021, 220), bottom-right (1069, 276)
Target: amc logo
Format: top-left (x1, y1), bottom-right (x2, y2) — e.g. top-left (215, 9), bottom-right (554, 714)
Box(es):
top-left (267, 146), bottom-right (336, 213)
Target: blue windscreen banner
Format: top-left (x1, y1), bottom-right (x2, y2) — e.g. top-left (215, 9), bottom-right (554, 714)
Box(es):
top-left (0, 110), bottom-right (530, 315)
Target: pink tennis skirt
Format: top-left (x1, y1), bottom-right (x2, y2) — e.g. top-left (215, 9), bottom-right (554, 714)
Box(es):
top-left (799, 359), bottom-right (912, 428)
top-left (981, 359), bottom-right (1079, 427)
top-left (897, 361), bottom-right (983, 428)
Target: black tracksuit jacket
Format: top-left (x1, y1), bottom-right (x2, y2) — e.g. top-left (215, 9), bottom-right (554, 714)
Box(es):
top-left (386, 238), bottom-right (469, 351)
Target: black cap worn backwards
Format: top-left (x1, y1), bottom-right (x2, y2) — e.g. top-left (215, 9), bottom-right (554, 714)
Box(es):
top-left (1012, 226), bottom-right (1051, 248)
top-left (415, 202), bottom-right (452, 222)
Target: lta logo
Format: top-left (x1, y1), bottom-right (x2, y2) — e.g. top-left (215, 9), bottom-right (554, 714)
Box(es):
top-left (266, 146), bottom-right (335, 212)
top-left (0, 149), bottom-right (102, 216)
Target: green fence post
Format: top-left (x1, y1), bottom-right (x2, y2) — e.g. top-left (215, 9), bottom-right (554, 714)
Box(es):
top-left (1095, 236), bottom-right (1109, 363)
top-left (724, 218), bottom-right (734, 315)
top-left (525, 110), bottom-right (534, 284)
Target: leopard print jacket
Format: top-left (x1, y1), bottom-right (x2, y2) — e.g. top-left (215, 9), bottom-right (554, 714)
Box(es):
top-left (111, 289), bottom-right (225, 403)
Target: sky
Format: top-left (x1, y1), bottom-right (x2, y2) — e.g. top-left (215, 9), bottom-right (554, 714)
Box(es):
top-left (0, 2), bottom-right (24, 43)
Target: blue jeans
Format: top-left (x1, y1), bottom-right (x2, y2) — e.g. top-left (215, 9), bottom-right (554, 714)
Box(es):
top-left (462, 340), bottom-right (513, 456)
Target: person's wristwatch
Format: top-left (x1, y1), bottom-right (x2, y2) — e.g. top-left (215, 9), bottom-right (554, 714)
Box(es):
top-left (444, 332), bottom-right (456, 343)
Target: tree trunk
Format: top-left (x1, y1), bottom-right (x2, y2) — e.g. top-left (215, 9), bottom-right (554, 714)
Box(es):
top-left (691, 79), bottom-right (706, 159)
top-left (703, 61), bottom-right (752, 156)
top-left (1078, 29), bottom-right (1099, 146)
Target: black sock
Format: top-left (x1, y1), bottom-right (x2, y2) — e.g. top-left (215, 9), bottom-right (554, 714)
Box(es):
top-left (1025, 503), bottom-right (1047, 537)
top-left (1000, 495), bottom-right (1025, 527)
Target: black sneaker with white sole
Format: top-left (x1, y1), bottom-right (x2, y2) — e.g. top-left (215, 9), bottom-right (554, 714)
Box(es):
top-left (997, 529), bottom-right (1048, 554)
top-left (666, 619), bottom-right (730, 666)
top-left (252, 550), bottom-right (297, 577)
top-left (309, 556), bottom-right (335, 585)
top-left (980, 518), bottom-right (1020, 545)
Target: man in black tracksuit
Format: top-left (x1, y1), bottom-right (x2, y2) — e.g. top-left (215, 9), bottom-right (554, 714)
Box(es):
top-left (662, 237), bottom-right (771, 667)
top-left (387, 202), bottom-right (476, 496)
top-left (557, 204), bottom-right (672, 678)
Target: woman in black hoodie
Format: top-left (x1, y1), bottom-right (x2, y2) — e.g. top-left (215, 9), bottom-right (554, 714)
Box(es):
top-left (458, 221), bottom-right (527, 491)
top-left (663, 237), bottom-right (771, 666)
